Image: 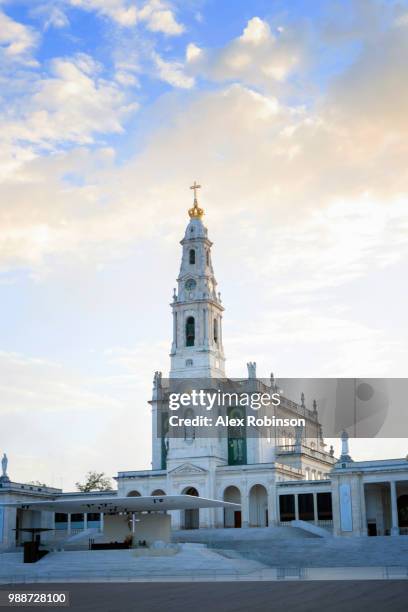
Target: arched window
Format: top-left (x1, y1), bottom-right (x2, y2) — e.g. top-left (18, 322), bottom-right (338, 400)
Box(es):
top-left (206, 251), bottom-right (210, 266)
top-left (186, 316), bottom-right (195, 346)
top-left (151, 489), bottom-right (166, 496)
top-left (189, 249), bottom-right (195, 264)
top-left (213, 318), bottom-right (218, 344)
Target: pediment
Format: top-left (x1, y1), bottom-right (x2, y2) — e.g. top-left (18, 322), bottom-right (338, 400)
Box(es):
top-left (169, 463), bottom-right (208, 476)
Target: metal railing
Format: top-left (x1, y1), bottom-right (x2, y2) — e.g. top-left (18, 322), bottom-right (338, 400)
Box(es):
top-left (276, 444), bottom-right (335, 463)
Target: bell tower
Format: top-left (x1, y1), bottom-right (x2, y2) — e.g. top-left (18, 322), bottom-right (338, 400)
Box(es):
top-left (169, 182), bottom-right (225, 378)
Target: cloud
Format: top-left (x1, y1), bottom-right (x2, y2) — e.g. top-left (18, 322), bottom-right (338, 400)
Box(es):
top-left (186, 17), bottom-right (301, 89)
top-left (1, 60), bottom-right (407, 283)
top-left (0, 144), bottom-right (174, 272)
top-left (226, 304), bottom-right (408, 379)
top-left (0, 345), bottom-right (158, 488)
top-left (30, 3), bottom-right (70, 30)
top-left (186, 42), bottom-right (202, 63)
top-left (2, 53), bottom-right (138, 147)
top-left (139, 0), bottom-right (184, 35)
top-left (69, 0), bottom-right (185, 34)
top-left (69, 0), bottom-right (137, 26)
top-left (327, 20), bottom-right (408, 143)
top-left (1, 4), bottom-right (408, 300)
top-left (0, 350), bottom-right (120, 413)
top-left (235, 197), bottom-right (408, 296)
top-left (152, 51), bottom-right (194, 88)
top-left (0, 10), bottom-right (39, 63)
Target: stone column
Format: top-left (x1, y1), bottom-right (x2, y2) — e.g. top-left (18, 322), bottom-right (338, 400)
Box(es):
top-left (294, 495), bottom-right (299, 521)
top-left (171, 311), bottom-right (177, 352)
top-left (199, 507), bottom-right (210, 529)
top-left (83, 512), bottom-right (88, 531)
top-left (360, 481), bottom-right (367, 536)
top-left (3, 507), bottom-right (17, 550)
top-left (241, 484), bottom-right (249, 528)
top-left (390, 481), bottom-right (399, 536)
top-left (267, 483), bottom-right (278, 527)
top-left (100, 513), bottom-right (104, 533)
top-left (132, 513), bottom-right (136, 534)
top-left (67, 513), bottom-right (71, 535)
top-left (203, 308), bottom-right (208, 346)
top-left (217, 506), bottom-right (225, 529)
top-left (170, 510), bottom-right (181, 530)
top-left (313, 493), bottom-right (318, 524)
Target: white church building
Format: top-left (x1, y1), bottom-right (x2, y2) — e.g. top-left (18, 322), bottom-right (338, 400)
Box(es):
top-left (1, 185), bottom-right (408, 551)
top-left (115, 187), bottom-right (408, 537)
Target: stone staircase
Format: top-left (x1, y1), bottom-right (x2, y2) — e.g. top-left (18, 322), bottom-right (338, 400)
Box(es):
top-left (3, 528), bottom-right (408, 584)
top-left (0, 545), bottom-right (265, 583)
top-left (173, 526), bottom-right (318, 544)
top-left (173, 528), bottom-right (408, 568)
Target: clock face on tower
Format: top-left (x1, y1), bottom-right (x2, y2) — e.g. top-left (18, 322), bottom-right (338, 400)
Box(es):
top-left (185, 278), bottom-right (197, 291)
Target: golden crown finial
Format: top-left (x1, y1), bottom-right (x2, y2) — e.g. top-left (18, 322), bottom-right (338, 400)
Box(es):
top-left (188, 180), bottom-right (204, 219)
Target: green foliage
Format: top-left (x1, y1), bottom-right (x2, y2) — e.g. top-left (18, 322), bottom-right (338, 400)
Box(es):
top-left (76, 471), bottom-right (112, 493)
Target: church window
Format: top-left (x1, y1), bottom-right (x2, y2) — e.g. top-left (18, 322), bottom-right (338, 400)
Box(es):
top-left (185, 278), bottom-right (196, 291)
top-left (185, 359), bottom-right (193, 367)
top-left (186, 316), bottom-right (195, 346)
top-left (189, 249), bottom-right (195, 264)
top-left (206, 251), bottom-right (209, 266)
top-left (227, 406), bottom-right (247, 465)
top-left (213, 318), bottom-right (218, 344)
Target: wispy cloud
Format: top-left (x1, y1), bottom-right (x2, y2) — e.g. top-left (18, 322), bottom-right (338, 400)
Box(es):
top-left (68, 0), bottom-right (185, 34)
top-left (152, 50), bottom-right (194, 88)
top-left (2, 53), bottom-right (138, 148)
top-left (0, 9), bottom-right (39, 64)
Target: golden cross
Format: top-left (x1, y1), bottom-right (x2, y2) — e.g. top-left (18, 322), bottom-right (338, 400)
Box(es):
top-left (190, 180), bottom-right (201, 201)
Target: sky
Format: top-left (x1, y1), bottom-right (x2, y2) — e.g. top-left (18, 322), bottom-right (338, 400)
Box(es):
top-left (1, 0), bottom-right (408, 490)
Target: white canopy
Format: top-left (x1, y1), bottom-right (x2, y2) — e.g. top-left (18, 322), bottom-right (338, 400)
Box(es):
top-left (6, 494), bottom-right (240, 514)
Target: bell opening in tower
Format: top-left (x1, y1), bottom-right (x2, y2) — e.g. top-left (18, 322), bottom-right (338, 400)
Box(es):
top-left (185, 316), bottom-right (195, 347)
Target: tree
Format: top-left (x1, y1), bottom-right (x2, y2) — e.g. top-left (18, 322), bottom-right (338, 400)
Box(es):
top-left (76, 471), bottom-right (112, 493)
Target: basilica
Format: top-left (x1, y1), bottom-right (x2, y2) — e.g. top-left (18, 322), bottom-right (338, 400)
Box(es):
top-left (1, 186), bottom-right (408, 552)
top-left (114, 186), bottom-right (408, 536)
